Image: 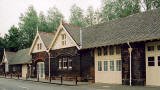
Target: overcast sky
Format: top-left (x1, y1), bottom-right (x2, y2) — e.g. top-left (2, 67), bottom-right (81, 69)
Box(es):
top-left (0, 0), bottom-right (101, 36)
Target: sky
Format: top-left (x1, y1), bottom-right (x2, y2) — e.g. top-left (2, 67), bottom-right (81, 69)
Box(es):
top-left (0, 0), bottom-right (101, 36)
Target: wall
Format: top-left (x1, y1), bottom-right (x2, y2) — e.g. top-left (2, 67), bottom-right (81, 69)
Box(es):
top-left (51, 29), bottom-right (76, 50)
top-left (146, 41), bottom-right (160, 86)
top-left (122, 42), bottom-right (146, 85)
top-left (32, 36), bottom-right (46, 53)
top-left (22, 64), bottom-right (27, 77)
top-left (94, 46), bottom-right (122, 84)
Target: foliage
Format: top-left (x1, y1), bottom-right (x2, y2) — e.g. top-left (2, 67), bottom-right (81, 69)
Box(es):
top-left (100, 0), bottom-right (140, 22)
top-left (69, 4), bottom-right (86, 27)
top-left (47, 7), bottom-right (64, 33)
top-left (144, 0), bottom-right (160, 10)
top-left (3, 25), bottom-right (21, 51)
top-left (19, 5), bottom-right (39, 48)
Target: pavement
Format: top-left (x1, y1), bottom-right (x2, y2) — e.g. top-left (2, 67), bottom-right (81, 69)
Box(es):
top-left (0, 78), bottom-right (160, 90)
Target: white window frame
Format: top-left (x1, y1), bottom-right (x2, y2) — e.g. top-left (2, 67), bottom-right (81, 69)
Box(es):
top-left (104, 61), bottom-right (108, 71)
top-left (61, 34), bottom-right (66, 46)
top-left (98, 61), bottom-right (102, 71)
top-left (110, 61), bottom-right (114, 71)
top-left (116, 60), bottom-right (122, 71)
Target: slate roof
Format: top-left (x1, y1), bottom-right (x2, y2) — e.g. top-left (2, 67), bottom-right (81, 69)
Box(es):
top-left (62, 8), bottom-right (160, 49)
top-left (38, 31), bottom-right (55, 48)
top-left (62, 22), bottom-right (80, 46)
top-left (4, 48), bottom-right (32, 65)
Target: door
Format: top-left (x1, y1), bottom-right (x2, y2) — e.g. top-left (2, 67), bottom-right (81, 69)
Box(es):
top-left (37, 62), bottom-right (45, 79)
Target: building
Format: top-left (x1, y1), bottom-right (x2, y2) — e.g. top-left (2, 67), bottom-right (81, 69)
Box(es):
top-left (29, 30), bottom-right (55, 79)
top-left (1, 48), bottom-right (32, 78)
top-left (79, 8), bottom-right (160, 86)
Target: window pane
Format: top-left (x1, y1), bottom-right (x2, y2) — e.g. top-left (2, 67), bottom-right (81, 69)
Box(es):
top-left (110, 61), bottom-right (114, 71)
top-left (97, 48), bottom-right (102, 56)
top-left (98, 61), bottom-right (102, 71)
top-left (148, 57), bottom-right (155, 66)
top-left (116, 60), bottom-right (121, 71)
top-left (148, 46), bottom-right (154, 51)
top-left (104, 61), bottom-right (108, 71)
top-left (116, 46), bottom-right (121, 54)
top-left (109, 46), bottom-right (114, 55)
top-left (103, 47), bottom-right (108, 55)
top-left (158, 56), bottom-right (160, 66)
top-left (157, 45), bottom-right (160, 50)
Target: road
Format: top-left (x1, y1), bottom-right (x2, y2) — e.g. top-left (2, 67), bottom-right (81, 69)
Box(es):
top-left (0, 78), bottom-right (160, 90)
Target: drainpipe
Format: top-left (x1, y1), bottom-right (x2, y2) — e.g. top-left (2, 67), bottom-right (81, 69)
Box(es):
top-left (127, 42), bottom-right (132, 86)
top-left (47, 50), bottom-right (51, 80)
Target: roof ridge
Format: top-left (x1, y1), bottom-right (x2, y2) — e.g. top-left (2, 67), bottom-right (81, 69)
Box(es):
top-left (38, 31), bottom-right (55, 35)
top-left (62, 21), bottom-right (80, 28)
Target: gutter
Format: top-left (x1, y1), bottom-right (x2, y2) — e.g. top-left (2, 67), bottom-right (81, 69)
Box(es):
top-left (127, 42), bottom-right (132, 86)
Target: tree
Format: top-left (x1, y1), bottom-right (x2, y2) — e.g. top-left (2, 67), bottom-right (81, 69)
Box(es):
top-left (144, 0), bottom-right (160, 10)
top-left (0, 37), bottom-right (5, 61)
top-left (69, 4), bottom-right (86, 27)
top-left (19, 5), bottom-right (39, 48)
top-left (85, 6), bottom-right (97, 26)
top-left (47, 6), bottom-right (64, 33)
top-left (38, 12), bottom-right (49, 32)
top-left (3, 25), bottom-right (21, 51)
top-left (100, 0), bottom-right (140, 22)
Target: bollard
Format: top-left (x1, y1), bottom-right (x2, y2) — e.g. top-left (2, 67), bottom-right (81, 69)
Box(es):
top-left (61, 76), bottom-right (63, 85)
top-left (75, 76), bottom-right (78, 85)
top-left (5, 73), bottom-right (6, 78)
top-left (11, 74), bottom-right (12, 79)
top-left (49, 76), bottom-right (51, 83)
top-left (18, 74), bottom-right (19, 79)
top-left (26, 74), bottom-right (27, 80)
top-left (37, 74), bottom-right (39, 82)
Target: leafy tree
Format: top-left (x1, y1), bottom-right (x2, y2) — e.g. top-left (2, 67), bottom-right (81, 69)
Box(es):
top-left (101, 0), bottom-right (140, 22)
top-left (85, 6), bottom-right (97, 26)
top-left (38, 12), bottom-right (49, 32)
top-left (144, 0), bottom-right (160, 10)
top-left (0, 37), bottom-right (5, 61)
top-left (3, 25), bottom-right (21, 51)
top-left (69, 4), bottom-right (86, 27)
top-left (47, 6), bottom-right (64, 33)
top-left (19, 5), bottom-right (38, 48)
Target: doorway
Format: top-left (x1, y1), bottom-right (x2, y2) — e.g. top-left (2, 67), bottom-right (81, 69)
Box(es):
top-left (37, 62), bottom-right (45, 79)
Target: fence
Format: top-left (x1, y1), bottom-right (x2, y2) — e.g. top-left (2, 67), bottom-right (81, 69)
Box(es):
top-left (0, 73), bottom-right (90, 86)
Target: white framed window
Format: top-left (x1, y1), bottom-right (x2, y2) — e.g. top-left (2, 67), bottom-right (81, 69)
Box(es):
top-left (97, 48), bottom-right (102, 56)
top-left (37, 43), bottom-right (39, 50)
top-left (68, 59), bottom-right (72, 69)
top-left (147, 46), bottom-right (154, 51)
top-left (104, 61), bottom-right (108, 71)
top-left (110, 61), bottom-right (114, 71)
top-left (98, 61), bottom-right (102, 71)
top-left (109, 46), bottom-right (114, 55)
top-left (116, 46), bottom-right (121, 54)
top-left (116, 60), bottom-right (121, 71)
top-left (63, 58), bottom-right (67, 69)
top-left (148, 57), bottom-right (155, 66)
top-left (59, 59), bottom-right (62, 69)
top-left (61, 34), bottom-right (66, 46)
top-left (37, 43), bottom-right (42, 50)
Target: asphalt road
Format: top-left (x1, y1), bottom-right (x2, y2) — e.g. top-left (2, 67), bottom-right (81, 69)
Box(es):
top-left (0, 78), bottom-right (160, 90)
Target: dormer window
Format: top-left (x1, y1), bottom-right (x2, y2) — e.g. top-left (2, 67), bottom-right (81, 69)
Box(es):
top-left (61, 34), bottom-right (66, 46)
top-left (37, 43), bottom-right (42, 50)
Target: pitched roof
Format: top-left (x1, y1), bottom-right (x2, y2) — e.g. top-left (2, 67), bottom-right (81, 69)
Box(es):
top-left (62, 22), bottom-right (80, 46)
top-left (81, 8), bottom-right (160, 49)
top-left (38, 31), bottom-right (55, 48)
top-left (5, 52), bottom-right (16, 64)
top-left (4, 48), bottom-right (32, 65)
